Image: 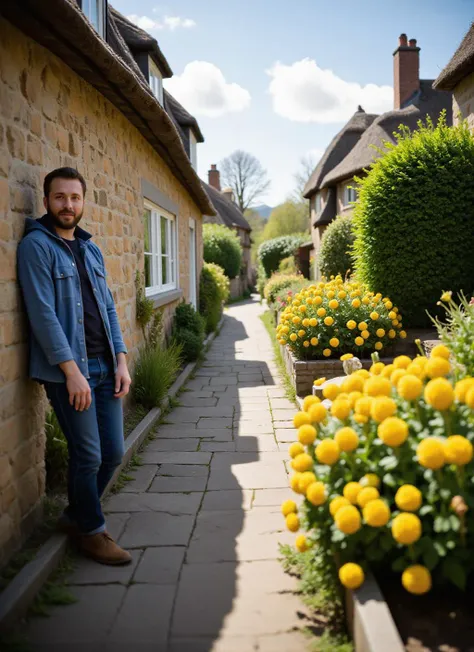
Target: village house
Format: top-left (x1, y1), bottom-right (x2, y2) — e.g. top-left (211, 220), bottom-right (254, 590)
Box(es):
top-left (0, 0), bottom-right (215, 566)
top-left (304, 33), bottom-right (453, 276)
top-left (434, 22), bottom-right (474, 129)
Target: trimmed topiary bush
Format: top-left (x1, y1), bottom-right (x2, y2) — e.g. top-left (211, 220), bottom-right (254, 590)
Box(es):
top-left (199, 262), bottom-right (229, 333)
top-left (258, 234), bottom-right (307, 277)
top-left (319, 215), bottom-right (355, 279)
top-left (353, 115), bottom-right (474, 327)
top-left (174, 328), bottom-right (203, 363)
top-left (203, 224), bottom-right (242, 279)
top-left (174, 302), bottom-right (205, 338)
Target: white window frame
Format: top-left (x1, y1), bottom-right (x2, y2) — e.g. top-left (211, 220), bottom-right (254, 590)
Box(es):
top-left (314, 193), bottom-right (322, 213)
top-left (189, 218), bottom-right (197, 309)
top-left (344, 185), bottom-right (357, 207)
top-left (189, 131), bottom-right (197, 170)
top-left (82, 0), bottom-right (105, 37)
top-left (143, 201), bottom-right (178, 296)
top-left (149, 59), bottom-right (164, 106)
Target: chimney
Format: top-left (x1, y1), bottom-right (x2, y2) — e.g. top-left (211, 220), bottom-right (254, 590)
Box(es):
top-left (393, 33), bottom-right (420, 110)
top-left (208, 164), bottom-right (221, 191)
top-left (222, 187), bottom-right (235, 203)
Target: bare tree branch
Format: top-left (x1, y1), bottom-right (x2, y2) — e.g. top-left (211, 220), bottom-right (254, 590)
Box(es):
top-left (220, 150), bottom-right (271, 213)
top-left (291, 154), bottom-right (318, 202)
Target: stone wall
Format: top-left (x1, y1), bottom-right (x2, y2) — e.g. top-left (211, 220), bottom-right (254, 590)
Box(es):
top-left (0, 18), bottom-right (203, 566)
top-left (452, 71), bottom-right (474, 131)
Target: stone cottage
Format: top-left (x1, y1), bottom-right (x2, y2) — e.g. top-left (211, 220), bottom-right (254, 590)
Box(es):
top-left (0, 0), bottom-right (215, 566)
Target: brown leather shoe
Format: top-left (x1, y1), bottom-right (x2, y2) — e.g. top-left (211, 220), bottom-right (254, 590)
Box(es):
top-left (80, 532), bottom-right (132, 565)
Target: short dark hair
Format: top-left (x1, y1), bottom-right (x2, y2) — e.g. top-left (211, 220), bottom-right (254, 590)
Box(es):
top-left (43, 167), bottom-right (87, 198)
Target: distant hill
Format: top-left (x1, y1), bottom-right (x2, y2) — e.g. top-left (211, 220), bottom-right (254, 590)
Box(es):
top-left (252, 204), bottom-right (273, 220)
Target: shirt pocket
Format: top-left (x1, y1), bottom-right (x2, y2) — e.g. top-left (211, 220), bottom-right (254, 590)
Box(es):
top-left (93, 265), bottom-right (108, 301)
top-left (53, 265), bottom-right (75, 299)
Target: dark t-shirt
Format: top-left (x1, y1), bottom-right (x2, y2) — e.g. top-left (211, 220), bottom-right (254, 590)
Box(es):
top-left (62, 237), bottom-right (110, 358)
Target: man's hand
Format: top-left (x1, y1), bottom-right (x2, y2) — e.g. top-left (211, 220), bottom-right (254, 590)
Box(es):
top-left (59, 360), bottom-right (92, 411)
top-left (114, 354), bottom-right (131, 399)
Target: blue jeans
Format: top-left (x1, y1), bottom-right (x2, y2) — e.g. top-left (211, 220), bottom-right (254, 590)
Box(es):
top-left (44, 356), bottom-right (125, 535)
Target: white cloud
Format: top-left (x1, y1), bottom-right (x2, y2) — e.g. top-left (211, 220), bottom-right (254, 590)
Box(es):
top-left (165, 62), bottom-right (251, 118)
top-left (126, 14), bottom-right (196, 32)
top-left (267, 58), bottom-right (392, 123)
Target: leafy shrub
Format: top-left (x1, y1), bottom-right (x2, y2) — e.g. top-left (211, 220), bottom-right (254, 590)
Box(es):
top-left (256, 260), bottom-right (268, 298)
top-left (45, 410), bottom-right (68, 493)
top-left (174, 328), bottom-right (203, 363)
top-left (272, 279), bottom-right (312, 311)
top-left (203, 223), bottom-right (243, 279)
top-left (278, 256), bottom-right (298, 275)
top-left (258, 234), bottom-right (307, 277)
top-left (431, 291), bottom-right (474, 378)
top-left (132, 343), bottom-right (182, 409)
top-left (319, 215), bottom-right (355, 279)
top-left (353, 115), bottom-right (474, 327)
top-left (174, 302), bottom-right (205, 337)
top-left (199, 262), bottom-right (229, 333)
top-left (277, 275), bottom-right (403, 360)
top-left (263, 273), bottom-right (302, 306)
top-left (281, 346), bottom-right (474, 596)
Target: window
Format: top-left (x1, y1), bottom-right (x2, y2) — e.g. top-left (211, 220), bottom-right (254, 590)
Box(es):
top-left (81, 0), bottom-right (105, 37)
top-left (143, 203), bottom-right (177, 295)
top-left (344, 186), bottom-right (357, 206)
top-left (189, 131), bottom-right (197, 170)
top-left (149, 59), bottom-right (163, 105)
top-left (314, 193), bottom-right (322, 213)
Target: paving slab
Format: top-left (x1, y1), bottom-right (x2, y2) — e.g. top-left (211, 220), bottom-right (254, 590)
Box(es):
top-left (252, 488), bottom-right (299, 507)
top-left (140, 451), bottom-right (211, 465)
top-left (168, 407), bottom-right (234, 422)
top-left (274, 428), bottom-right (297, 443)
top-left (200, 429), bottom-right (234, 442)
top-left (210, 376), bottom-right (238, 386)
top-left (169, 637), bottom-right (259, 652)
top-left (121, 465), bottom-right (157, 492)
top-left (119, 512), bottom-right (195, 548)
top-left (269, 399), bottom-right (298, 410)
top-left (199, 441), bottom-right (236, 452)
top-left (133, 547), bottom-right (185, 585)
top-left (69, 549), bottom-right (142, 585)
top-left (271, 409), bottom-right (298, 421)
top-left (201, 489), bottom-right (253, 511)
top-left (105, 492), bottom-right (202, 515)
top-left (148, 476), bottom-right (207, 493)
top-left (177, 397), bottom-right (218, 407)
top-left (196, 417), bottom-right (233, 429)
top-left (145, 438), bottom-right (200, 452)
top-left (236, 434), bottom-right (278, 452)
top-left (157, 464), bottom-right (209, 477)
top-left (105, 512), bottom-right (131, 540)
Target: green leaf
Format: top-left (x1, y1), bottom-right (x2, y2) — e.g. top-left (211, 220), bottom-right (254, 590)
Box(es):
top-left (392, 557), bottom-right (407, 572)
top-left (449, 515), bottom-right (460, 532)
top-left (419, 505), bottom-right (434, 516)
top-left (434, 541), bottom-right (447, 557)
top-left (422, 543), bottom-right (440, 571)
top-left (383, 473), bottom-right (396, 487)
top-left (380, 456), bottom-right (398, 471)
top-left (442, 558), bottom-right (466, 591)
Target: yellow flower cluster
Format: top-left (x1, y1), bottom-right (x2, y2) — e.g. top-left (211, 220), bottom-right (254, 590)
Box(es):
top-left (276, 276), bottom-right (403, 360)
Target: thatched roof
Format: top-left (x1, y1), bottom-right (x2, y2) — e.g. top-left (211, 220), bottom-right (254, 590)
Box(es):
top-left (313, 187), bottom-right (337, 228)
top-left (0, 0), bottom-right (215, 215)
top-left (165, 91), bottom-right (204, 145)
top-left (434, 23), bottom-right (474, 91)
top-left (203, 183), bottom-right (251, 232)
top-left (321, 80), bottom-right (452, 187)
top-left (303, 107), bottom-right (377, 198)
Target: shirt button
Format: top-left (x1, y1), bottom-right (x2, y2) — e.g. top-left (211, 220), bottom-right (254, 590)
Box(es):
top-left (77, 302), bottom-right (81, 307)
top-left (78, 319), bottom-right (83, 324)
top-left (81, 358), bottom-right (85, 362)
top-left (72, 262), bottom-right (75, 267)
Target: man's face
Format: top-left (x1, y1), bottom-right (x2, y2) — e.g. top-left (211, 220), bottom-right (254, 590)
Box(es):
top-left (43, 178), bottom-right (84, 230)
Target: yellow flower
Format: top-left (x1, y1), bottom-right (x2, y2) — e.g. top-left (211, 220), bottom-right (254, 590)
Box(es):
top-left (329, 337), bottom-right (340, 348)
top-left (290, 473), bottom-right (305, 494)
top-left (454, 377), bottom-right (474, 402)
top-left (388, 329), bottom-right (396, 339)
top-left (314, 296), bottom-right (323, 305)
top-left (398, 374), bottom-right (423, 401)
top-left (286, 513), bottom-right (300, 532)
top-left (302, 318), bottom-right (310, 328)
top-left (306, 481), bottom-right (327, 506)
top-left (281, 499), bottom-right (297, 516)
top-left (329, 299), bottom-right (339, 310)
top-left (400, 330), bottom-right (407, 339)
top-left (329, 496), bottom-right (350, 517)
top-left (360, 473), bottom-right (381, 489)
top-left (393, 355), bottom-right (411, 370)
top-left (289, 442), bottom-right (305, 458)
top-left (425, 356), bottom-right (451, 378)
top-left (326, 290), bottom-right (335, 299)
top-left (376, 328), bottom-right (386, 338)
top-left (441, 291), bottom-right (452, 302)
top-left (374, 342), bottom-right (383, 351)
top-left (424, 377), bottom-right (454, 411)
top-left (309, 318), bottom-right (318, 327)
top-left (343, 482), bottom-right (362, 505)
top-left (310, 337), bottom-right (319, 346)
top-left (357, 487), bottom-right (380, 508)
top-left (313, 377), bottom-right (326, 387)
top-left (384, 301), bottom-right (393, 310)
top-left (299, 471), bottom-right (318, 493)
top-left (292, 453), bottom-right (314, 473)
top-left (324, 316), bottom-right (334, 326)
top-left (298, 329), bottom-right (306, 338)
top-left (347, 320), bottom-right (357, 330)
top-left (339, 562), bottom-right (365, 589)
top-left (431, 344), bottom-right (450, 360)
top-left (331, 399), bottom-right (351, 421)
top-left (466, 386), bottom-right (474, 409)
top-left (315, 439), bottom-right (340, 465)
top-left (342, 374), bottom-right (365, 393)
top-left (293, 411), bottom-right (312, 428)
top-left (303, 341), bottom-right (310, 348)
top-left (298, 424), bottom-right (317, 445)
top-left (363, 499), bottom-right (390, 527)
top-left (370, 396), bottom-right (397, 423)
top-left (364, 376), bottom-right (392, 397)
top-left (355, 369), bottom-right (371, 379)
top-left (388, 310), bottom-right (396, 320)
top-left (392, 513), bottom-right (422, 545)
top-left (395, 485), bottom-right (422, 512)
top-left (417, 438), bottom-right (445, 470)
top-left (317, 307), bottom-right (327, 317)
top-left (390, 368), bottom-right (408, 387)
top-left (323, 348), bottom-right (332, 357)
top-left (444, 435), bottom-right (473, 466)
top-left (355, 396), bottom-right (373, 416)
top-left (358, 322), bottom-right (368, 331)
top-left (362, 296), bottom-right (370, 305)
top-left (361, 330), bottom-right (370, 340)
top-left (354, 336), bottom-right (364, 346)
top-left (354, 413), bottom-right (368, 425)
top-left (338, 290), bottom-right (347, 299)
top-left (335, 427), bottom-right (359, 452)
top-left (340, 353), bottom-right (354, 361)
top-left (290, 333), bottom-right (297, 342)
top-left (402, 565), bottom-right (432, 595)
top-left (370, 311), bottom-right (379, 320)
top-left (295, 534), bottom-right (310, 552)
top-left (299, 305), bottom-right (307, 313)
top-left (303, 395), bottom-right (320, 411)
top-left (335, 505), bottom-right (362, 534)
top-left (292, 316), bottom-right (301, 325)
top-left (378, 417), bottom-right (409, 447)
top-left (308, 402), bottom-right (327, 423)
top-left (352, 298), bottom-right (361, 308)
top-left (323, 383), bottom-right (340, 401)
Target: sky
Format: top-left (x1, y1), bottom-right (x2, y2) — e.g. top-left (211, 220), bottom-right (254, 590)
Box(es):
top-left (112, 0), bottom-right (472, 207)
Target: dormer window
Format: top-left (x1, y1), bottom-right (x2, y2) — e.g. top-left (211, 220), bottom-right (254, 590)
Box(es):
top-left (189, 131), bottom-right (197, 170)
top-left (80, 0), bottom-right (105, 37)
top-left (314, 194), bottom-right (322, 213)
top-left (149, 59), bottom-right (163, 105)
top-left (344, 186), bottom-right (357, 207)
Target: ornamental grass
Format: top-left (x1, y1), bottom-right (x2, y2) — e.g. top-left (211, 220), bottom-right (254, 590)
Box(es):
top-left (276, 275), bottom-right (404, 361)
top-left (281, 344), bottom-right (474, 596)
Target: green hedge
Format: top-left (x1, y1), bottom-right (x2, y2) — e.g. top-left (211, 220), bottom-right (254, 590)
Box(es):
top-left (319, 215), bottom-right (355, 279)
top-left (199, 262), bottom-right (229, 333)
top-left (203, 223), bottom-right (242, 279)
top-left (258, 234), bottom-right (307, 277)
top-left (353, 115), bottom-right (474, 327)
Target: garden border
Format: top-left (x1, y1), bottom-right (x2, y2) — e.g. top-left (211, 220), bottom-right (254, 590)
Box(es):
top-left (0, 316), bottom-right (225, 633)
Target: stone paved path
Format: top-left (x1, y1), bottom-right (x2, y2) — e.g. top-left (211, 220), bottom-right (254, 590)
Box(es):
top-left (25, 298), bottom-right (313, 652)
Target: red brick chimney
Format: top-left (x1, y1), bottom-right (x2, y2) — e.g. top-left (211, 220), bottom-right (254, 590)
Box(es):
top-left (393, 33), bottom-right (420, 110)
top-left (208, 164), bottom-right (221, 191)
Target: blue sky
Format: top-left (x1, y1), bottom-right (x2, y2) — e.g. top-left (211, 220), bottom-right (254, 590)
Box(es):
top-left (112, 0), bottom-right (472, 206)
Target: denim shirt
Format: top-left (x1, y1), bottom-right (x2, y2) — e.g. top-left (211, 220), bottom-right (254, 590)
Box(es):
top-left (17, 215), bottom-right (127, 383)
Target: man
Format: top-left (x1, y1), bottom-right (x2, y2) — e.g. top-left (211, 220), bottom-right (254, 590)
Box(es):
top-left (18, 167), bottom-right (132, 565)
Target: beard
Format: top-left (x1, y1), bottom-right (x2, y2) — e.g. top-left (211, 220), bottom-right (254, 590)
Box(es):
top-left (46, 202), bottom-right (83, 231)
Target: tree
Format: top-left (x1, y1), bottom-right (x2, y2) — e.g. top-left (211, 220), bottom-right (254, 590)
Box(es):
top-left (262, 201), bottom-right (309, 240)
top-left (291, 154), bottom-right (318, 202)
top-left (220, 150), bottom-right (271, 213)
top-left (244, 208), bottom-right (267, 263)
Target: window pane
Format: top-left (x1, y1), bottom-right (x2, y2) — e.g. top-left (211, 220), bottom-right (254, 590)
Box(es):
top-left (143, 210), bottom-right (152, 253)
top-left (144, 254), bottom-right (152, 288)
top-left (162, 256), bottom-right (168, 285)
top-left (161, 216), bottom-right (167, 255)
